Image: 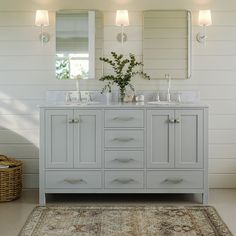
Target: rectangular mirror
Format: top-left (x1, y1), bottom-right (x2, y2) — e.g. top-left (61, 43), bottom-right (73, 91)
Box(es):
top-left (143, 10), bottom-right (192, 79)
top-left (56, 10), bottom-right (103, 80)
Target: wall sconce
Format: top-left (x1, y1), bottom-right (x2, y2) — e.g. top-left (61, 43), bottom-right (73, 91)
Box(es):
top-left (35, 10), bottom-right (50, 45)
top-left (116, 10), bottom-right (129, 46)
top-left (196, 10), bottom-right (212, 44)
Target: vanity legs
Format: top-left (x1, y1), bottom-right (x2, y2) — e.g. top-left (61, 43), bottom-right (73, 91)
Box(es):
top-left (39, 192), bottom-right (46, 206)
top-left (203, 192), bottom-right (209, 205)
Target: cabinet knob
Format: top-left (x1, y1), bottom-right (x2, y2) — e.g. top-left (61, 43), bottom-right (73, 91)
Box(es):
top-left (169, 119), bottom-right (175, 123)
top-left (68, 119), bottom-right (74, 123)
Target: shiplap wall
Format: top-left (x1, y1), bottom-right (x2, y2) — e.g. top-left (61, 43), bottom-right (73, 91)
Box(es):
top-left (0, 0), bottom-right (236, 188)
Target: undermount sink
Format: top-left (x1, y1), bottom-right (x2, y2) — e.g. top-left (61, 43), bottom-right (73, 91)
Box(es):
top-left (147, 101), bottom-right (178, 105)
top-left (85, 101), bottom-right (101, 105)
top-left (65, 101), bottom-right (101, 106)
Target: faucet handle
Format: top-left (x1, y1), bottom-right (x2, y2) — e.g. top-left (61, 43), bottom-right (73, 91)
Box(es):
top-left (153, 92), bottom-right (160, 101)
top-left (177, 93), bottom-right (181, 103)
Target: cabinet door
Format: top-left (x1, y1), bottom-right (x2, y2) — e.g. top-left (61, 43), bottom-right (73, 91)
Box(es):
top-left (45, 109), bottom-right (74, 168)
top-left (74, 110), bottom-right (102, 168)
top-left (175, 110), bottom-right (204, 168)
top-left (147, 110), bottom-right (175, 168)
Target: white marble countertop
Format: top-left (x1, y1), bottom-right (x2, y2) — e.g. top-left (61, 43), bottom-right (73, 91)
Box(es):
top-left (41, 90), bottom-right (208, 108)
top-left (39, 101), bottom-right (209, 108)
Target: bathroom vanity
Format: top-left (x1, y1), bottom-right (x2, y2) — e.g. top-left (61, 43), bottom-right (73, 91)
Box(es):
top-left (39, 101), bottom-right (208, 205)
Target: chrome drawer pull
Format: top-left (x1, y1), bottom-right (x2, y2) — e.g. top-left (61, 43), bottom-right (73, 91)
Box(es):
top-left (64, 178), bottom-right (86, 184)
top-left (68, 119), bottom-right (80, 123)
top-left (112, 117), bottom-right (134, 121)
top-left (113, 138), bottom-right (134, 142)
top-left (163, 178), bottom-right (183, 184)
top-left (175, 118), bottom-right (180, 123)
top-left (114, 158), bottom-right (134, 163)
top-left (73, 119), bottom-right (80, 123)
top-left (113, 178), bottom-right (135, 184)
top-left (169, 119), bottom-right (175, 123)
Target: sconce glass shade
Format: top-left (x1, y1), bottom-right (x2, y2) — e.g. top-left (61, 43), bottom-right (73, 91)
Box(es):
top-left (35, 10), bottom-right (49, 26)
top-left (116, 10), bottom-right (129, 26)
top-left (198, 10), bottom-right (212, 26)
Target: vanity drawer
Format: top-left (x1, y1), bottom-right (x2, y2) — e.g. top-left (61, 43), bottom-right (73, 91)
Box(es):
top-left (147, 170), bottom-right (203, 189)
top-left (105, 151), bottom-right (144, 168)
top-left (105, 110), bottom-right (144, 128)
top-left (105, 130), bottom-right (144, 148)
top-left (45, 171), bottom-right (102, 189)
top-left (105, 171), bottom-right (144, 189)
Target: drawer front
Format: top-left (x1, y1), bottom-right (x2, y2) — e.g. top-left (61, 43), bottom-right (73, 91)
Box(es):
top-left (45, 171), bottom-right (102, 189)
top-left (105, 130), bottom-right (144, 148)
top-left (147, 171), bottom-right (203, 189)
top-left (105, 151), bottom-right (144, 168)
top-left (105, 171), bottom-right (144, 189)
top-left (105, 110), bottom-right (144, 128)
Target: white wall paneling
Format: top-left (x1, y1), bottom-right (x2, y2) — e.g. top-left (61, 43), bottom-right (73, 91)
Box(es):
top-left (1, 1), bottom-right (236, 188)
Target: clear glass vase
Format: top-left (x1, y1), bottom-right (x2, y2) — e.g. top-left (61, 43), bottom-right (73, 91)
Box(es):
top-left (118, 88), bottom-right (126, 103)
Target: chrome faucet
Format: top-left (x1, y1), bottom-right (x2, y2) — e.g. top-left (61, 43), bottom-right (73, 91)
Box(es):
top-left (86, 92), bottom-right (92, 103)
top-left (166, 74), bottom-right (171, 102)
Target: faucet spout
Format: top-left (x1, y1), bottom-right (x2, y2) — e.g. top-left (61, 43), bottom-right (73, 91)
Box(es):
top-left (166, 74), bottom-right (171, 102)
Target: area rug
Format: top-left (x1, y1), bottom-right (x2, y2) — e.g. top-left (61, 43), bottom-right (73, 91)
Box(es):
top-left (19, 206), bottom-right (232, 236)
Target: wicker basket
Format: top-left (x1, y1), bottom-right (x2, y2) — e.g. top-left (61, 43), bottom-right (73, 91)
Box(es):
top-left (0, 155), bottom-right (22, 202)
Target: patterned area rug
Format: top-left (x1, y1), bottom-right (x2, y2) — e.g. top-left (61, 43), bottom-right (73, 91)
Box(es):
top-left (19, 206), bottom-right (232, 236)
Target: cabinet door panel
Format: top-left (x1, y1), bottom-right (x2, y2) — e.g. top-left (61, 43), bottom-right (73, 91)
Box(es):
top-left (175, 110), bottom-right (204, 168)
top-left (147, 110), bottom-right (175, 168)
top-left (45, 110), bottom-right (74, 168)
top-left (74, 110), bottom-right (102, 168)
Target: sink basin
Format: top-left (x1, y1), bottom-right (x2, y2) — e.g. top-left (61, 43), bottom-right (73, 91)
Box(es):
top-left (64, 101), bottom-right (101, 106)
top-left (147, 101), bottom-right (177, 105)
top-left (85, 101), bottom-right (101, 105)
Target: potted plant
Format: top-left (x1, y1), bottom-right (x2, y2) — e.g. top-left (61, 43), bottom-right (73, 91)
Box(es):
top-left (99, 52), bottom-right (150, 102)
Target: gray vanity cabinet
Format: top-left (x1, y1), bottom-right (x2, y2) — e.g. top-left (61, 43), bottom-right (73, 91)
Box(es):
top-left (45, 109), bottom-right (74, 169)
top-left (40, 106), bottom-right (208, 205)
top-left (175, 110), bottom-right (204, 168)
top-left (147, 110), bottom-right (175, 168)
top-left (44, 109), bottom-right (102, 169)
top-left (147, 109), bottom-right (204, 169)
top-left (73, 110), bottom-right (102, 168)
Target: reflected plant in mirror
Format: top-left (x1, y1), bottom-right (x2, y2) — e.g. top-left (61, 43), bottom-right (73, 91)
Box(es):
top-left (99, 52), bottom-right (150, 102)
top-left (56, 58), bottom-right (70, 79)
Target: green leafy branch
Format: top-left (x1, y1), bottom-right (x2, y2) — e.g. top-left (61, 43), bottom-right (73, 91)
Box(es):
top-left (99, 52), bottom-right (150, 95)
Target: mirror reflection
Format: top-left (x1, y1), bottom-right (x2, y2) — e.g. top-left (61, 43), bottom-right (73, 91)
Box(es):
top-left (143, 10), bottom-right (192, 80)
top-left (56, 10), bottom-right (95, 80)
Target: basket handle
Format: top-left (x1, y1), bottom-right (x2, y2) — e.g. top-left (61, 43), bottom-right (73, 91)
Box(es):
top-left (0, 155), bottom-right (10, 161)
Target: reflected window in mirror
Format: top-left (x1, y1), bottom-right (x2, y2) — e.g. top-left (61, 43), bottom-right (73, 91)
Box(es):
top-left (56, 10), bottom-right (96, 80)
